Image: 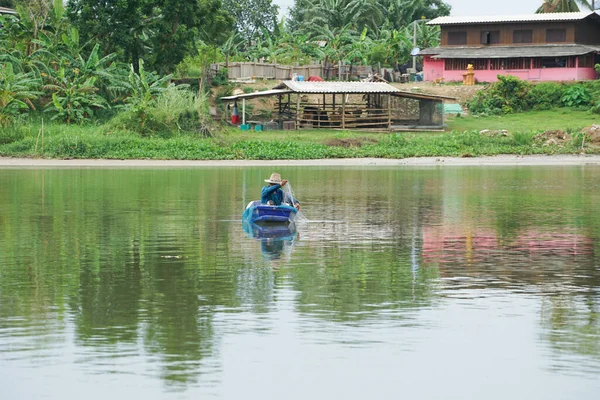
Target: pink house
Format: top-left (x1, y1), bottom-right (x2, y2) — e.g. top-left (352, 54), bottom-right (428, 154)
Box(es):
top-left (421, 11), bottom-right (600, 83)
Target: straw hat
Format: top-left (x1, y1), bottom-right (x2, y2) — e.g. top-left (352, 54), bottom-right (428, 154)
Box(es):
top-left (264, 172), bottom-right (283, 184)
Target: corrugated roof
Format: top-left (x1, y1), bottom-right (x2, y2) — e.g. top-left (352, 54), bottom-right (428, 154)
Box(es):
top-left (393, 91), bottom-right (456, 101)
top-left (278, 81), bottom-right (401, 93)
top-left (0, 6), bottom-right (17, 14)
top-left (420, 44), bottom-right (600, 58)
top-left (428, 11), bottom-right (597, 25)
top-left (220, 89), bottom-right (292, 101)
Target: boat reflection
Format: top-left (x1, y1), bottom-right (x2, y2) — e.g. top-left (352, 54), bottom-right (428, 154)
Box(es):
top-left (243, 221), bottom-right (299, 260)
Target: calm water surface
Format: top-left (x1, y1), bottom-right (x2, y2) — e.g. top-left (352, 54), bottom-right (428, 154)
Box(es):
top-left (1, 167), bottom-right (599, 399)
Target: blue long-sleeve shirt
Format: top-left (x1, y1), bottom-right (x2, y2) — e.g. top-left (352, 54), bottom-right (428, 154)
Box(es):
top-left (261, 185), bottom-right (298, 206)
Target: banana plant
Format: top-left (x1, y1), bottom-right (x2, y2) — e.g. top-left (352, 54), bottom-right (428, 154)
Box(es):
top-left (42, 44), bottom-right (116, 123)
top-left (111, 60), bottom-right (173, 131)
top-left (0, 63), bottom-right (42, 126)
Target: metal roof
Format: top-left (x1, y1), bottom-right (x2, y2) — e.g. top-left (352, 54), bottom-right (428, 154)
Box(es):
top-left (428, 11), bottom-right (598, 25)
top-left (0, 6), bottom-right (17, 14)
top-left (393, 91), bottom-right (456, 101)
top-left (220, 89), bottom-right (292, 101)
top-left (277, 81), bottom-right (401, 94)
top-left (420, 44), bottom-right (600, 58)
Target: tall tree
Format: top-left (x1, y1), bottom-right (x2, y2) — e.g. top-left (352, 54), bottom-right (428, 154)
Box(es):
top-left (67, 0), bottom-right (226, 74)
top-left (222, 0), bottom-right (279, 45)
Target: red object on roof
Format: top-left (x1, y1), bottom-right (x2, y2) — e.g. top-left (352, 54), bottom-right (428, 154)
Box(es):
top-left (307, 75), bottom-right (324, 82)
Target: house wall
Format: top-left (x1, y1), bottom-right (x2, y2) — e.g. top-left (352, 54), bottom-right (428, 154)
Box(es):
top-left (423, 61), bottom-right (597, 82)
top-left (574, 20), bottom-right (600, 44)
top-left (441, 22), bottom-right (576, 46)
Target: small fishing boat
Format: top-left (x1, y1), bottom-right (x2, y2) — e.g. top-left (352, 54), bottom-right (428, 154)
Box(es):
top-left (242, 201), bottom-right (298, 225)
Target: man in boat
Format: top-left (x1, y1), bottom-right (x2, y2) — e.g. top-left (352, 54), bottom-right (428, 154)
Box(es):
top-left (261, 172), bottom-right (300, 210)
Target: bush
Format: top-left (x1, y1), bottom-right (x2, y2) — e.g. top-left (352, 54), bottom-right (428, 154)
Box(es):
top-left (561, 85), bottom-right (591, 108)
top-left (211, 68), bottom-right (229, 86)
top-left (469, 75), bottom-right (531, 115)
top-left (469, 76), bottom-right (594, 115)
top-left (106, 87), bottom-right (215, 137)
top-left (527, 82), bottom-right (565, 110)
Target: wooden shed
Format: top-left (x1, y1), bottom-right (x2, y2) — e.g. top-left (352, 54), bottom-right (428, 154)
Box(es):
top-left (221, 81), bottom-right (453, 131)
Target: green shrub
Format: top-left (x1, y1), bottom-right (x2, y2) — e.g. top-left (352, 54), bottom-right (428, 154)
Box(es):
top-left (527, 82), bottom-right (565, 110)
top-left (512, 132), bottom-right (533, 146)
top-left (561, 85), bottom-right (591, 108)
top-left (106, 86), bottom-right (215, 137)
top-left (211, 68), bottom-right (229, 86)
top-left (469, 75), bottom-right (531, 115)
top-left (470, 76), bottom-right (596, 115)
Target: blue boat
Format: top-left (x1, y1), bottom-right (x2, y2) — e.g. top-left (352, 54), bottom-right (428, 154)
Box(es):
top-left (242, 201), bottom-right (298, 225)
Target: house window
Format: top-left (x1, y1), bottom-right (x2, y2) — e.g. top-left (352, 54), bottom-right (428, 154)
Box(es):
top-left (513, 30), bottom-right (533, 44)
top-left (578, 54), bottom-right (594, 68)
top-left (445, 59), bottom-right (470, 70)
top-left (448, 31), bottom-right (467, 45)
top-left (445, 59), bottom-right (487, 70)
top-left (546, 29), bottom-right (566, 43)
top-left (490, 58), bottom-right (530, 70)
top-left (539, 57), bottom-right (568, 68)
top-left (480, 31), bottom-right (500, 45)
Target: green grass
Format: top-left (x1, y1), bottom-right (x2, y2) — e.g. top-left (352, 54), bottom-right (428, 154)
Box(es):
top-left (0, 109), bottom-right (597, 160)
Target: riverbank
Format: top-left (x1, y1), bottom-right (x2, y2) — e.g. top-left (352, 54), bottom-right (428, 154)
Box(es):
top-left (3, 155), bottom-right (600, 167)
top-left (1, 110), bottom-right (598, 160)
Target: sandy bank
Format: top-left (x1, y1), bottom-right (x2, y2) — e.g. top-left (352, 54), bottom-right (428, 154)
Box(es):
top-left (1, 155), bottom-right (600, 168)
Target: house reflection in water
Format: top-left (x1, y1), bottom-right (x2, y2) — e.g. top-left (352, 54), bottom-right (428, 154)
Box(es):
top-left (421, 224), bottom-right (596, 288)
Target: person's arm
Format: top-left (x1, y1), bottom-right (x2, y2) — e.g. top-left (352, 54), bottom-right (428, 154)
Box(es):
top-left (262, 184), bottom-right (281, 197)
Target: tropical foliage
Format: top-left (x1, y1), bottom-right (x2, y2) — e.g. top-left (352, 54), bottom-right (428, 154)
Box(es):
top-left (536, 0), bottom-right (593, 13)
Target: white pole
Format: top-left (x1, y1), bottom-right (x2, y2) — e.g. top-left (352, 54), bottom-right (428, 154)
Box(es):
top-left (412, 21), bottom-right (417, 71)
top-left (242, 98), bottom-right (246, 125)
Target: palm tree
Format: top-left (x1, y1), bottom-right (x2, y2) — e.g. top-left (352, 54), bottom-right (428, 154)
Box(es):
top-left (301, 0), bottom-right (384, 35)
top-left (536, 0), bottom-right (593, 13)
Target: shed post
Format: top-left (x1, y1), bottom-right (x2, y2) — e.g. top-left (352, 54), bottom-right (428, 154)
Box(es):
top-left (441, 100), bottom-right (445, 129)
top-left (242, 98), bottom-right (246, 125)
top-left (278, 94), bottom-right (282, 129)
top-left (387, 94), bottom-right (392, 131)
top-left (342, 94), bottom-right (346, 129)
top-left (296, 94), bottom-right (300, 130)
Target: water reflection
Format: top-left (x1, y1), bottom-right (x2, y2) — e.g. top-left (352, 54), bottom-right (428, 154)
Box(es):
top-left (242, 221), bottom-right (298, 260)
top-left (1, 167), bottom-right (600, 398)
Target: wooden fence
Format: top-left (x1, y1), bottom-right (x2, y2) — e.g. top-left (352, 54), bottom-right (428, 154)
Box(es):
top-left (210, 62), bottom-right (375, 81)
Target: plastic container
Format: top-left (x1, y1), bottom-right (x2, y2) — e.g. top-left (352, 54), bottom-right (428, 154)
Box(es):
top-left (297, 75), bottom-right (305, 82)
top-left (240, 124), bottom-right (251, 130)
top-left (254, 125), bottom-right (263, 131)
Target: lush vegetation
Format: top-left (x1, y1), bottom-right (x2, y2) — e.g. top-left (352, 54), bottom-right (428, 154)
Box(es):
top-left (469, 75), bottom-right (600, 115)
top-left (0, 0), bottom-right (215, 136)
top-left (2, 0), bottom-right (600, 161)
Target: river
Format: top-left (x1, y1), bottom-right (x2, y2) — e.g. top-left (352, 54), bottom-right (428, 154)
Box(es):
top-left (1, 166), bottom-right (599, 399)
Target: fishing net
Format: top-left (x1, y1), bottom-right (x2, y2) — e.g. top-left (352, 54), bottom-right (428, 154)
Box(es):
top-left (282, 181), bottom-right (309, 224)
